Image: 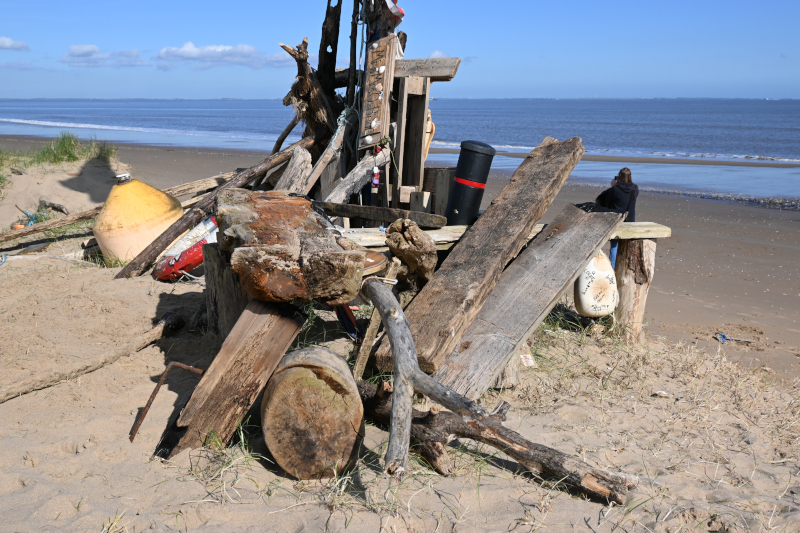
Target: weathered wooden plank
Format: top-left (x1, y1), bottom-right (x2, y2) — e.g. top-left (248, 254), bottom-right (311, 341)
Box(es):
top-left (614, 238), bottom-right (657, 343)
top-left (272, 146), bottom-right (313, 193)
top-left (315, 202), bottom-right (446, 228)
top-left (325, 149), bottom-right (392, 204)
top-left (394, 58), bottom-right (461, 82)
top-left (391, 78), bottom-right (411, 208)
top-left (403, 78), bottom-right (430, 191)
top-left (359, 35), bottom-right (396, 149)
top-left (434, 205), bottom-right (624, 398)
top-left (169, 300), bottom-right (303, 457)
top-left (374, 137), bottom-right (584, 373)
top-left (341, 221), bottom-right (672, 249)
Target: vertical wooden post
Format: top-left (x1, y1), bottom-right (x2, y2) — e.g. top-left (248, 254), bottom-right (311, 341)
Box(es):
top-left (403, 77), bottom-right (431, 192)
top-left (614, 238), bottom-right (657, 343)
top-left (203, 243), bottom-right (251, 339)
top-left (391, 78), bottom-right (411, 208)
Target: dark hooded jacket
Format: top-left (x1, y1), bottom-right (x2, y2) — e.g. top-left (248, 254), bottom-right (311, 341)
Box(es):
top-left (596, 182), bottom-right (638, 222)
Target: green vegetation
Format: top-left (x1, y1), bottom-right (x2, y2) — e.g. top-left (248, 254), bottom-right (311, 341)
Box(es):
top-left (0, 131), bottom-right (118, 171)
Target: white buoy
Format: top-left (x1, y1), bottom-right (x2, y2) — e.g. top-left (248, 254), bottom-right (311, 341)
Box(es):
top-left (574, 250), bottom-right (618, 317)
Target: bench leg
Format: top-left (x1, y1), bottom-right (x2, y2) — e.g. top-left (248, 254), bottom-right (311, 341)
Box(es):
top-left (614, 239), bottom-right (657, 343)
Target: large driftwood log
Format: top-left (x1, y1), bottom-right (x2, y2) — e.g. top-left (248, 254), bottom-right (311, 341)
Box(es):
top-left (435, 205), bottom-right (624, 399)
top-left (0, 313), bottom-right (184, 404)
top-left (272, 146), bottom-right (313, 193)
top-left (315, 202), bottom-right (447, 229)
top-left (169, 300), bottom-right (303, 458)
top-left (614, 238), bottom-right (657, 342)
top-left (115, 137), bottom-right (315, 279)
top-left (262, 346), bottom-right (363, 479)
top-left (0, 173), bottom-right (234, 246)
top-left (375, 137), bottom-right (585, 373)
top-left (203, 243), bottom-right (251, 338)
top-left (216, 189), bottom-right (365, 305)
top-left (280, 38), bottom-right (336, 136)
top-left (357, 381), bottom-right (630, 504)
top-left (324, 149), bottom-right (392, 204)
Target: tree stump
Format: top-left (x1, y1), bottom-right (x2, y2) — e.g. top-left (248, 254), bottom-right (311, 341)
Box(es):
top-left (261, 346), bottom-right (364, 479)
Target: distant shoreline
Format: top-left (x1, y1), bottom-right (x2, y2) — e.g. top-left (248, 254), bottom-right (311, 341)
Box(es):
top-left (430, 147), bottom-right (800, 168)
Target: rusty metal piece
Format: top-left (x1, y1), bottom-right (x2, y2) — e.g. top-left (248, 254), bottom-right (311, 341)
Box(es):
top-left (129, 362), bottom-right (204, 443)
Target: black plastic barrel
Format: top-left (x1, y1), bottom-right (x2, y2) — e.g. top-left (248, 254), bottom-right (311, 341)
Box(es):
top-left (444, 140), bottom-right (496, 225)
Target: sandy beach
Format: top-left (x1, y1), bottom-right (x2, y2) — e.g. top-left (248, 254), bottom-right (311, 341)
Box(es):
top-left (1, 135), bottom-right (799, 532)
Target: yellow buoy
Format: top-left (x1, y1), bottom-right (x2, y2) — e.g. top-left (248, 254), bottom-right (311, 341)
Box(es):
top-left (93, 174), bottom-right (183, 265)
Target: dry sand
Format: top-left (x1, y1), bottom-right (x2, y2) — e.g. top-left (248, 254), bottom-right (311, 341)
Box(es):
top-left (1, 137), bottom-right (799, 532)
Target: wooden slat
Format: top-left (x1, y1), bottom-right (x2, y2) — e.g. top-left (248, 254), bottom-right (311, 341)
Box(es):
top-left (374, 137), bottom-right (585, 373)
top-left (169, 300), bottom-right (303, 457)
top-left (395, 58), bottom-right (461, 82)
top-left (391, 78), bottom-right (411, 208)
top-left (403, 78), bottom-right (430, 191)
top-left (341, 221), bottom-right (672, 249)
top-left (315, 202), bottom-right (446, 228)
top-left (434, 205), bottom-right (624, 399)
top-left (359, 35), bottom-right (396, 149)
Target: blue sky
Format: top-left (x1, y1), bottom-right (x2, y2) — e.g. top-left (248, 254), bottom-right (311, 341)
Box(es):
top-left (0, 0), bottom-right (797, 99)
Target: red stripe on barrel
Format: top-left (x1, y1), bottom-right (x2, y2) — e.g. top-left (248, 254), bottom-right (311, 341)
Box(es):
top-left (454, 176), bottom-right (486, 189)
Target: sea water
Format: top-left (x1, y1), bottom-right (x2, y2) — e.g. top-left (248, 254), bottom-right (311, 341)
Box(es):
top-left (1, 98), bottom-right (798, 199)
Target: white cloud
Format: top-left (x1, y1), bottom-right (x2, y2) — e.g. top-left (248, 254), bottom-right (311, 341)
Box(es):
top-left (429, 50), bottom-right (450, 59)
top-left (59, 45), bottom-right (149, 67)
top-left (0, 61), bottom-right (36, 70)
top-left (157, 42), bottom-right (289, 69)
top-left (0, 36), bottom-right (29, 51)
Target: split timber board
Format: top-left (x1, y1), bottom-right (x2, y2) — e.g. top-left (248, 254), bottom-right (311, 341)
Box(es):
top-left (340, 221), bottom-right (672, 249)
top-left (434, 204), bottom-right (624, 399)
top-left (374, 137), bottom-right (585, 374)
top-left (168, 300), bottom-right (303, 458)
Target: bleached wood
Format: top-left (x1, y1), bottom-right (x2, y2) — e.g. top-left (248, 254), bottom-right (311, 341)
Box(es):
top-left (435, 205), bottom-right (624, 399)
top-left (169, 300), bottom-right (303, 457)
top-left (273, 146), bottom-right (313, 193)
top-left (325, 149), bottom-right (392, 204)
top-left (341, 221), bottom-right (672, 249)
top-left (394, 58), bottom-right (461, 82)
top-left (375, 137), bottom-right (584, 373)
top-left (203, 243), bottom-right (251, 339)
top-left (614, 238), bottom-right (658, 343)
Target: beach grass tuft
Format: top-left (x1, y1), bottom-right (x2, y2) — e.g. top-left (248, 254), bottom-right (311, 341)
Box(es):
top-left (0, 131), bottom-right (118, 170)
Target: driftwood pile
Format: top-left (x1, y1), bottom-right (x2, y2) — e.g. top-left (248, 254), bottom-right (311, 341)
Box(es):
top-left (0, 1), bottom-right (639, 506)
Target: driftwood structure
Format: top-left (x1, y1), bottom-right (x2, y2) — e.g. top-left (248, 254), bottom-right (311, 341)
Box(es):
top-left (109, 2), bottom-right (682, 508)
